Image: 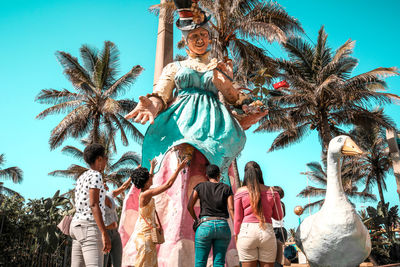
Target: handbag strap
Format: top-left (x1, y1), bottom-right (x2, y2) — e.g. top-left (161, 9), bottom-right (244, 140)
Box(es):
top-left (139, 205), bottom-right (162, 230)
top-left (270, 187), bottom-right (286, 244)
top-left (154, 209), bottom-right (163, 230)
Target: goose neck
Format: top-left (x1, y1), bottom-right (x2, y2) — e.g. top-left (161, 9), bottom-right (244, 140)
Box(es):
top-left (325, 152), bottom-right (346, 201)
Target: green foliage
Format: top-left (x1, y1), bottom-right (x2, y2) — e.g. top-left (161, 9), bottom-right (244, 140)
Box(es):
top-left (350, 123), bottom-right (391, 204)
top-left (256, 26), bottom-right (399, 151)
top-left (363, 202), bottom-right (400, 264)
top-left (0, 153), bottom-right (24, 199)
top-left (249, 68), bottom-right (275, 100)
top-left (0, 192), bottom-right (72, 266)
top-left (35, 41), bottom-right (144, 151)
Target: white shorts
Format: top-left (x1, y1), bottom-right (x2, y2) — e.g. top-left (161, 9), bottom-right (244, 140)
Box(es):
top-left (237, 223), bottom-right (277, 263)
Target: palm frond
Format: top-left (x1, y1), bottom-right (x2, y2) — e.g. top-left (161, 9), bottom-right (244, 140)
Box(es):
top-left (303, 199), bottom-right (324, 212)
top-left (268, 123), bottom-right (309, 152)
top-left (345, 67), bottom-right (399, 91)
top-left (0, 167), bottom-right (23, 183)
top-left (109, 152), bottom-right (141, 171)
top-left (238, 1), bottom-right (302, 44)
top-left (109, 114), bottom-right (129, 146)
top-left (49, 164), bottom-right (87, 179)
top-left (94, 41), bottom-right (119, 90)
top-left (148, 1), bottom-right (176, 24)
top-left (35, 89), bottom-right (81, 105)
top-left (61, 146), bottom-right (84, 160)
top-left (297, 186), bottom-right (326, 198)
top-left (0, 182), bottom-right (23, 199)
top-left (283, 36), bottom-right (314, 75)
top-left (49, 106), bottom-right (91, 149)
top-left (332, 39), bottom-right (355, 64)
top-left (104, 65), bottom-right (144, 98)
top-left (56, 51), bottom-right (93, 88)
top-left (35, 100), bottom-right (82, 119)
top-left (347, 190), bottom-right (377, 202)
top-left (116, 114), bottom-right (144, 144)
top-left (80, 44), bottom-right (98, 74)
top-left (117, 99), bottom-right (138, 114)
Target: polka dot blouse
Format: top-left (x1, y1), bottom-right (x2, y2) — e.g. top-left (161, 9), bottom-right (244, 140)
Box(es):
top-left (73, 169), bottom-right (106, 222)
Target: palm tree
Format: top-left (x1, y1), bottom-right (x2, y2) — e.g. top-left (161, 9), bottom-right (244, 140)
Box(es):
top-left (0, 154), bottom-right (23, 198)
top-left (349, 122), bottom-right (392, 204)
top-left (298, 157), bottom-right (376, 212)
top-left (49, 136), bottom-right (140, 203)
top-left (35, 41), bottom-right (144, 151)
top-left (256, 26), bottom-right (399, 151)
top-left (150, 0), bottom-right (303, 84)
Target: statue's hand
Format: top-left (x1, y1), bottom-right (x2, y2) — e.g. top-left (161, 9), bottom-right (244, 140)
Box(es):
top-left (212, 59), bottom-right (233, 90)
top-left (213, 59), bottom-right (239, 104)
top-left (125, 96), bottom-right (162, 125)
top-left (232, 105), bottom-right (268, 130)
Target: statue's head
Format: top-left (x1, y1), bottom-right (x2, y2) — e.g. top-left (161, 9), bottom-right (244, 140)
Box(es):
top-left (174, 0), bottom-right (211, 55)
top-left (186, 27), bottom-right (210, 55)
top-left (329, 135), bottom-right (363, 156)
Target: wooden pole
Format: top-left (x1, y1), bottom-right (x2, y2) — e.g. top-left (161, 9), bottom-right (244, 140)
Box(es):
top-left (385, 129), bottom-right (400, 202)
top-left (153, 0), bottom-right (173, 88)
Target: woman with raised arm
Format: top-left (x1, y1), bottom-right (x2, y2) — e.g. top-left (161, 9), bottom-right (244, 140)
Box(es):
top-left (234, 161), bottom-right (283, 267)
top-left (120, 1), bottom-right (266, 266)
top-left (130, 158), bottom-right (188, 267)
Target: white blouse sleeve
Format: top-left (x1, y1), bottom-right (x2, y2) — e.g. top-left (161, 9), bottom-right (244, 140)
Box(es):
top-left (153, 62), bottom-right (179, 105)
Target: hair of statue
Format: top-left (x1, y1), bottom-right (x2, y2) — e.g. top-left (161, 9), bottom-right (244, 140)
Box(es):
top-left (83, 143), bottom-right (105, 165)
top-left (131, 167), bottom-right (150, 189)
top-left (243, 161), bottom-right (266, 227)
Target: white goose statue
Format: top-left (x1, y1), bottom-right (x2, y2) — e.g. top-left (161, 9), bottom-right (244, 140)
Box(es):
top-left (295, 135), bottom-right (371, 267)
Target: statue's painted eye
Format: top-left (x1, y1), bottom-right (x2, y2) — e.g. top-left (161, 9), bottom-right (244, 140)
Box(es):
top-left (337, 137), bottom-right (343, 142)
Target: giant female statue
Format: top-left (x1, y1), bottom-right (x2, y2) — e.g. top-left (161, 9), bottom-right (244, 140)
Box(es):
top-left (119, 1), bottom-right (266, 266)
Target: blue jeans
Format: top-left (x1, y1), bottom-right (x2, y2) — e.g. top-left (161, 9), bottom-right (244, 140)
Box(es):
top-left (195, 219), bottom-right (231, 267)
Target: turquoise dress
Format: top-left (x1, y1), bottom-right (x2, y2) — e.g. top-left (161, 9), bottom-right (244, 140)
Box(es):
top-left (142, 62), bottom-right (246, 184)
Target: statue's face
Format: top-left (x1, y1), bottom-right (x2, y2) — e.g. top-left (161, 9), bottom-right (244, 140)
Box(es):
top-left (187, 27), bottom-right (210, 55)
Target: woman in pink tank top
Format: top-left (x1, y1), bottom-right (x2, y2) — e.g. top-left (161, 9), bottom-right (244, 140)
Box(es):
top-left (234, 161), bottom-right (283, 267)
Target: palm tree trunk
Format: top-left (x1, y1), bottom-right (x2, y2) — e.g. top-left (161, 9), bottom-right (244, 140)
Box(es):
top-left (376, 175), bottom-right (386, 204)
top-left (319, 112), bottom-right (331, 150)
top-left (92, 113), bottom-right (100, 143)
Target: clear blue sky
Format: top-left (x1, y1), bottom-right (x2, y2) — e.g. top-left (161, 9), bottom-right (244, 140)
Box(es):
top-left (1, 0), bottom-right (399, 230)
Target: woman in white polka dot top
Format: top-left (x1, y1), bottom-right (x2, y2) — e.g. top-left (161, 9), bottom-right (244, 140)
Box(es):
top-left (70, 144), bottom-right (111, 266)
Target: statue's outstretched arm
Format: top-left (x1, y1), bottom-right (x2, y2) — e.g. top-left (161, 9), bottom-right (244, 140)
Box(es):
top-left (125, 63), bottom-right (178, 124)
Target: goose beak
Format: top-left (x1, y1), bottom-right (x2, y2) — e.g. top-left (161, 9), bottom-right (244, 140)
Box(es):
top-left (342, 138), bottom-right (363, 156)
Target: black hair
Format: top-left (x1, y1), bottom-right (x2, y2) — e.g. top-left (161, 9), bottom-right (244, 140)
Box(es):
top-left (131, 167), bottom-right (150, 189)
top-left (273, 186), bottom-right (284, 199)
top-left (83, 144), bottom-right (105, 165)
top-left (206, 164), bottom-right (220, 179)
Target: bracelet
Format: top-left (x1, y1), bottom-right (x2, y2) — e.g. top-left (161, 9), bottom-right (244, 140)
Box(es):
top-left (146, 93), bottom-right (166, 113)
